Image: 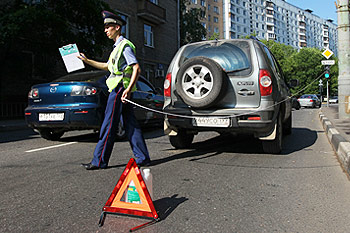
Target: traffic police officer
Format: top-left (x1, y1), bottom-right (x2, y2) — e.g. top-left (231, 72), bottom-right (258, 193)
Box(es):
top-left (78, 11), bottom-right (151, 170)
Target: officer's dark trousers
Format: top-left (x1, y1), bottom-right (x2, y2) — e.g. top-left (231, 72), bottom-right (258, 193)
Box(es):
top-left (91, 83), bottom-right (150, 168)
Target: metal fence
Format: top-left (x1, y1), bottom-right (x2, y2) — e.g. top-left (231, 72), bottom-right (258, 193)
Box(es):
top-left (0, 102), bottom-right (27, 119)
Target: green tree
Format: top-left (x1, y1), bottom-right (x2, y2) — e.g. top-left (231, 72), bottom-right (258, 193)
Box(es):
top-left (0, 0), bottom-right (113, 79)
top-left (180, 0), bottom-right (206, 45)
top-left (209, 32), bottom-right (220, 40)
top-left (286, 48), bottom-right (338, 96)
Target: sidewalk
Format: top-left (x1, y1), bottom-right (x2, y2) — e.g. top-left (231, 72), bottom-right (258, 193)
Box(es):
top-left (319, 105), bottom-right (350, 176)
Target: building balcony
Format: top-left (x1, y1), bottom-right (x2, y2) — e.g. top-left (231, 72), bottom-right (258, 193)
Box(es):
top-left (268, 33), bottom-right (276, 40)
top-left (300, 42), bottom-right (307, 47)
top-left (299, 30), bottom-right (306, 35)
top-left (137, 0), bottom-right (166, 25)
top-left (299, 37), bottom-right (306, 42)
top-left (298, 15), bottom-right (305, 22)
top-left (265, 1), bottom-right (274, 10)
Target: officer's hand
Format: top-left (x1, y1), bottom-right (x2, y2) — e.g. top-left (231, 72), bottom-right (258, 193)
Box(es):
top-left (121, 89), bottom-right (131, 103)
top-left (77, 53), bottom-right (88, 62)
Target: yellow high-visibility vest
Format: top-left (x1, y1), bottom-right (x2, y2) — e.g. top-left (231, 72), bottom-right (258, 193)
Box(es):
top-left (106, 39), bottom-right (137, 92)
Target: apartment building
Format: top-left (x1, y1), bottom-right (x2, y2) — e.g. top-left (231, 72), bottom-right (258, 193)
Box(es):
top-left (189, 0), bottom-right (338, 53)
top-left (105, 0), bottom-right (179, 88)
top-left (188, 0), bottom-right (224, 39)
top-left (223, 0), bottom-right (337, 53)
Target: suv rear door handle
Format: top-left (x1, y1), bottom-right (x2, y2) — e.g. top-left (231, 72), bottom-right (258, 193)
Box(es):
top-left (238, 89), bottom-right (255, 96)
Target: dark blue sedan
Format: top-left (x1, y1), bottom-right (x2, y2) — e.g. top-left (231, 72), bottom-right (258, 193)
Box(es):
top-left (25, 70), bottom-right (164, 140)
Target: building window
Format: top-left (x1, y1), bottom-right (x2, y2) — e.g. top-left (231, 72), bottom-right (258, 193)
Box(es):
top-left (149, 0), bottom-right (158, 4)
top-left (214, 17), bottom-right (218, 23)
top-left (214, 6), bottom-right (219, 14)
top-left (144, 24), bottom-right (154, 47)
top-left (192, 0), bottom-right (197, 4)
top-left (117, 13), bottom-right (129, 38)
top-left (201, 0), bottom-right (205, 6)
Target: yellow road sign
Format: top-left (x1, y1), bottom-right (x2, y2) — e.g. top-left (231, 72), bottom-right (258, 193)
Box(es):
top-left (322, 48), bottom-right (333, 59)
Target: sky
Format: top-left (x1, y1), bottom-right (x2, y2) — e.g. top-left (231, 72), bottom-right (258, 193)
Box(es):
top-left (286, 0), bottom-right (338, 24)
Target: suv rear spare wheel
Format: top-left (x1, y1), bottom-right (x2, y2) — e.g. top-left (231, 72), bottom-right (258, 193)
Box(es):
top-left (176, 57), bottom-right (227, 109)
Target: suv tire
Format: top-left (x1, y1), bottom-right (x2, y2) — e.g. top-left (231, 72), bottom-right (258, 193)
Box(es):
top-left (169, 130), bottom-right (194, 149)
top-left (282, 113), bottom-right (292, 135)
top-left (176, 57), bottom-right (227, 109)
top-left (262, 114), bottom-right (282, 154)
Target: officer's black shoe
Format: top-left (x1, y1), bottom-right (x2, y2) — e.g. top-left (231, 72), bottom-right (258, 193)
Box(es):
top-left (81, 163), bottom-right (100, 170)
top-left (137, 159), bottom-right (151, 167)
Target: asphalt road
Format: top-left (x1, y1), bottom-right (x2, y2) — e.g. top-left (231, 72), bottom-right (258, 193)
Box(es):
top-left (1, 108), bottom-right (350, 233)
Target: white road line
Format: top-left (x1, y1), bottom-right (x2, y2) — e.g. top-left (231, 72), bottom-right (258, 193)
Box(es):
top-left (25, 142), bottom-right (78, 153)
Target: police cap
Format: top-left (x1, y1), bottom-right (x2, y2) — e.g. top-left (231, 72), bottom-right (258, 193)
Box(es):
top-left (102, 11), bottom-right (126, 26)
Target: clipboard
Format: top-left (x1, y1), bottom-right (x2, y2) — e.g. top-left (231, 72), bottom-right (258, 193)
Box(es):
top-left (59, 44), bottom-right (85, 73)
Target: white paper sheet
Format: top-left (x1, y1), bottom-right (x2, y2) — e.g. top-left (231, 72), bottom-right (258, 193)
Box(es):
top-left (59, 44), bottom-right (85, 73)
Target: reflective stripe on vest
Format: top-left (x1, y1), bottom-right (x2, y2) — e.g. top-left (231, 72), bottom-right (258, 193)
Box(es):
top-left (106, 39), bottom-right (137, 92)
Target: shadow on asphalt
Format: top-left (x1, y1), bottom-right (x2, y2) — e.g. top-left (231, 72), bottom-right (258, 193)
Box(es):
top-left (59, 128), bottom-right (164, 143)
top-left (153, 194), bottom-right (189, 221)
top-left (0, 129), bottom-right (38, 144)
top-left (148, 127), bottom-right (318, 167)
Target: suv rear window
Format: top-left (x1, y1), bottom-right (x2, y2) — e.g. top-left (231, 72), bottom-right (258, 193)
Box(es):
top-left (179, 41), bottom-right (251, 74)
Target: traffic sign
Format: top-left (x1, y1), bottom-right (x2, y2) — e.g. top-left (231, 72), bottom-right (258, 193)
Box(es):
top-left (322, 48), bottom-right (334, 59)
top-left (321, 60), bottom-right (335, 65)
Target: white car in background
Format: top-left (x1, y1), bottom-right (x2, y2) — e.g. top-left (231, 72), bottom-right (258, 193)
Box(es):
top-left (329, 96), bottom-right (338, 104)
top-left (297, 94), bottom-right (321, 108)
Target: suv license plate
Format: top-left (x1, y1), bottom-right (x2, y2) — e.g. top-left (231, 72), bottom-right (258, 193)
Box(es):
top-left (39, 113), bottom-right (64, 121)
top-left (192, 117), bottom-right (230, 127)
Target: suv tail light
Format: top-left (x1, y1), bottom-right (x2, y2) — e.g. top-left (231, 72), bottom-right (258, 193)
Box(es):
top-left (259, 69), bottom-right (272, 96)
top-left (164, 73), bottom-right (172, 97)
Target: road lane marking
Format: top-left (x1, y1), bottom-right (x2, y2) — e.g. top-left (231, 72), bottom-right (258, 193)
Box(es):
top-left (25, 142), bottom-right (78, 153)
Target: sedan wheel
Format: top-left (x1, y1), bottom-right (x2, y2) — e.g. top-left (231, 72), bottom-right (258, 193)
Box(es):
top-left (38, 128), bottom-right (64, 141)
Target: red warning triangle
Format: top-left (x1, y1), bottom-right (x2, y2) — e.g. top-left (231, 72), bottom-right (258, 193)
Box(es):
top-left (101, 158), bottom-right (158, 220)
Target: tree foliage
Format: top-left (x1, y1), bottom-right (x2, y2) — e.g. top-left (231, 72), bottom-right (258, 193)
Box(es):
top-left (0, 0), bottom-right (114, 78)
top-left (180, 0), bottom-right (206, 46)
top-left (261, 39), bottom-right (338, 96)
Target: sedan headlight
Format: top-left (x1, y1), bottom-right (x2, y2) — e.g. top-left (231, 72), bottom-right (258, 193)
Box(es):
top-left (71, 86), bottom-right (97, 96)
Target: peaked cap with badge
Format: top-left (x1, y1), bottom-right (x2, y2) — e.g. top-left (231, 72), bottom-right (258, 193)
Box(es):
top-left (102, 10), bottom-right (126, 26)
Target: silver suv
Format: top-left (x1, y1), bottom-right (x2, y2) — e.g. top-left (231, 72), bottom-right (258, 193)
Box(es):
top-left (163, 39), bottom-right (296, 154)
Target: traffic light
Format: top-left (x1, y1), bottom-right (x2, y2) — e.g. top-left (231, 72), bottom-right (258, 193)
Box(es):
top-left (324, 66), bottom-right (330, 79)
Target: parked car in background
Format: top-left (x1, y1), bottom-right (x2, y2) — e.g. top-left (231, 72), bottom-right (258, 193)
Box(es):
top-left (25, 70), bottom-right (164, 140)
top-left (163, 38), bottom-right (298, 154)
top-left (329, 96), bottom-right (338, 104)
top-left (297, 94), bottom-right (321, 108)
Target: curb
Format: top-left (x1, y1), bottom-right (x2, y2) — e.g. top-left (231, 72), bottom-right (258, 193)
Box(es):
top-left (319, 112), bottom-right (350, 176)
